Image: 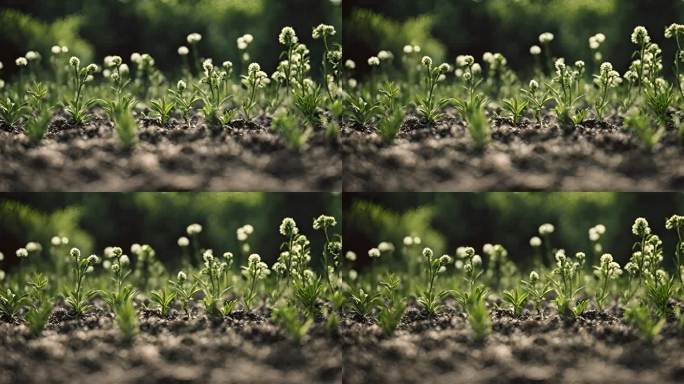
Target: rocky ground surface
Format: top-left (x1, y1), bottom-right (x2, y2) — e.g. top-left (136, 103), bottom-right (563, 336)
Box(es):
top-left (341, 301), bottom-right (684, 384)
top-left (0, 110), bottom-right (340, 192)
top-left (0, 302), bottom-right (341, 384)
top-left (342, 110), bottom-right (684, 191)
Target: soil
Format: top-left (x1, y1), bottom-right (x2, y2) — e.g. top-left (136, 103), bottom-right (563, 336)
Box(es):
top-left (342, 109), bottom-right (684, 191)
top-left (0, 300), bottom-right (341, 384)
top-left (341, 300), bottom-right (684, 384)
top-left (0, 110), bottom-right (341, 192)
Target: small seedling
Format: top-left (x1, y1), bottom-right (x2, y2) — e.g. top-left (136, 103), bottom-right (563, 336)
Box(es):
top-left (150, 287), bottom-right (176, 318)
top-left (502, 287), bottom-right (528, 318)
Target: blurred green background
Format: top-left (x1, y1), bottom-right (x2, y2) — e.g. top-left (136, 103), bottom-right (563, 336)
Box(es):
top-left (344, 192), bottom-right (684, 271)
top-left (0, 192), bottom-right (341, 272)
top-left (0, 0), bottom-right (341, 77)
top-left (344, 0), bottom-right (684, 76)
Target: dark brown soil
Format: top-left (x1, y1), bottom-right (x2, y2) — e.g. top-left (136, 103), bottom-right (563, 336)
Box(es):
top-left (0, 301), bottom-right (341, 384)
top-left (341, 301), bottom-right (684, 384)
top-left (0, 110), bottom-right (341, 192)
top-left (342, 110), bottom-right (684, 191)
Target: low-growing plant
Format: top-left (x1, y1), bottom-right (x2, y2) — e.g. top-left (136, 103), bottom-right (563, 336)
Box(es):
top-left (271, 111), bottom-right (311, 152)
top-left (150, 287), bottom-right (175, 318)
top-left (149, 96), bottom-right (175, 127)
top-left (64, 248), bottom-right (98, 316)
top-left (376, 274), bottom-right (406, 336)
top-left (551, 250), bottom-right (588, 318)
top-left (625, 303), bottom-right (665, 342)
top-left (240, 253), bottom-right (269, 312)
top-left (593, 253), bottom-right (622, 311)
top-left (170, 271), bottom-right (200, 317)
top-left (464, 285), bottom-right (491, 342)
top-left (169, 80), bottom-right (200, 128)
top-left (64, 57), bottom-right (97, 125)
top-left (0, 288), bottom-right (28, 321)
top-left (200, 250), bottom-right (235, 317)
top-left (502, 287), bottom-right (528, 318)
top-left (416, 247), bottom-right (451, 317)
top-left (349, 288), bottom-right (378, 319)
top-left (115, 297), bottom-right (138, 344)
top-left (0, 96), bottom-right (29, 128)
top-left (416, 56), bottom-right (450, 124)
top-left (521, 271), bottom-right (551, 317)
top-left (501, 96), bottom-right (528, 126)
top-left (272, 304), bottom-right (313, 344)
top-left (521, 80), bottom-right (552, 127)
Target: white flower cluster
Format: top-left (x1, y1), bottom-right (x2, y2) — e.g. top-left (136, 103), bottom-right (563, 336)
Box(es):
top-left (312, 24), bottom-right (336, 39)
top-left (313, 214), bottom-right (337, 230)
top-left (595, 62), bottom-right (621, 88)
top-left (177, 236), bottom-right (190, 247)
top-left (237, 224), bottom-right (254, 242)
top-left (529, 236), bottom-right (542, 248)
top-left (631, 26), bottom-right (650, 45)
top-left (403, 236), bottom-right (421, 246)
top-left (187, 33), bottom-right (202, 44)
top-left (242, 253), bottom-right (270, 280)
top-left (368, 247), bottom-right (381, 258)
top-left (539, 32), bottom-right (555, 44)
top-left (665, 23), bottom-right (684, 39)
top-left (187, 223), bottom-right (203, 235)
top-left (589, 33), bottom-right (606, 50)
top-left (594, 253), bottom-right (622, 279)
top-left (279, 26), bottom-right (298, 46)
top-left (457, 246), bottom-right (481, 274)
top-left (588, 224), bottom-right (606, 242)
top-left (538, 223), bottom-right (555, 236)
top-left (51, 236), bottom-right (70, 246)
top-left (665, 214), bottom-right (684, 231)
top-left (402, 44), bottom-right (421, 55)
top-left (529, 45), bottom-right (542, 56)
top-left (279, 217), bottom-right (299, 236)
top-left (237, 33), bottom-right (254, 50)
top-left (632, 217), bottom-right (651, 237)
top-left (367, 56), bottom-right (380, 67)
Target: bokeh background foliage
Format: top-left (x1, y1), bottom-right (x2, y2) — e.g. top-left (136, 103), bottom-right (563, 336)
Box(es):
top-left (344, 0), bottom-right (684, 75)
top-left (0, 193), bottom-right (341, 271)
top-left (0, 0), bottom-right (341, 76)
top-left (345, 193), bottom-right (684, 271)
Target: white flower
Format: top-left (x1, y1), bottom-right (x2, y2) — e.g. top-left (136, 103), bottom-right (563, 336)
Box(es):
top-left (69, 247), bottom-right (80, 259)
top-left (368, 248), bottom-right (381, 258)
top-left (530, 45), bottom-right (541, 55)
top-left (119, 255), bottom-right (130, 266)
top-left (51, 45), bottom-right (62, 55)
top-left (178, 46), bottom-right (189, 56)
top-left (279, 26), bottom-right (298, 45)
top-left (345, 59), bottom-right (356, 69)
top-left (177, 236), bottom-right (189, 247)
top-left (345, 251), bottom-right (357, 261)
top-left (632, 217), bottom-right (651, 236)
top-left (378, 242), bottom-right (394, 253)
top-left (25, 51), bottom-right (40, 61)
top-left (368, 56), bottom-right (380, 67)
top-left (187, 33), bottom-right (203, 44)
top-left (279, 218), bottom-right (298, 236)
top-left (0, 252), bottom-right (3, 261)
top-left (15, 57), bottom-right (28, 67)
top-left (16, 248), bottom-right (28, 258)
top-left (538, 223), bottom-right (555, 235)
top-left (529, 236), bottom-right (542, 247)
top-left (539, 32), bottom-right (555, 44)
top-left (529, 271), bottom-right (539, 282)
top-left (177, 271), bottom-right (187, 282)
top-left (403, 236), bottom-right (413, 246)
top-left (87, 254), bottom-right (99, 264)
top-left (631, 26), bottom-right (650, 45)
top-left (421, 56), bottom-right (432, 67)
top-left (403, 45), bottom-right (414, 54)
top-left (377, 50), bottom-right (393, 61)
top-left (187, 223), bottom-right (203, 235)
top-left (130, 53), bottom-right (142, 64)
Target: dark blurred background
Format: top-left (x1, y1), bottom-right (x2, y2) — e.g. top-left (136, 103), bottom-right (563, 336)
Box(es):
top-left (344, 0), bottom-right (684, 76)
top-left (0, 0), bottom-right (341, 77)
top-left (0, 192), bottom-right (341, 272)
top-left (344, 192), bottom-right (684, 271)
